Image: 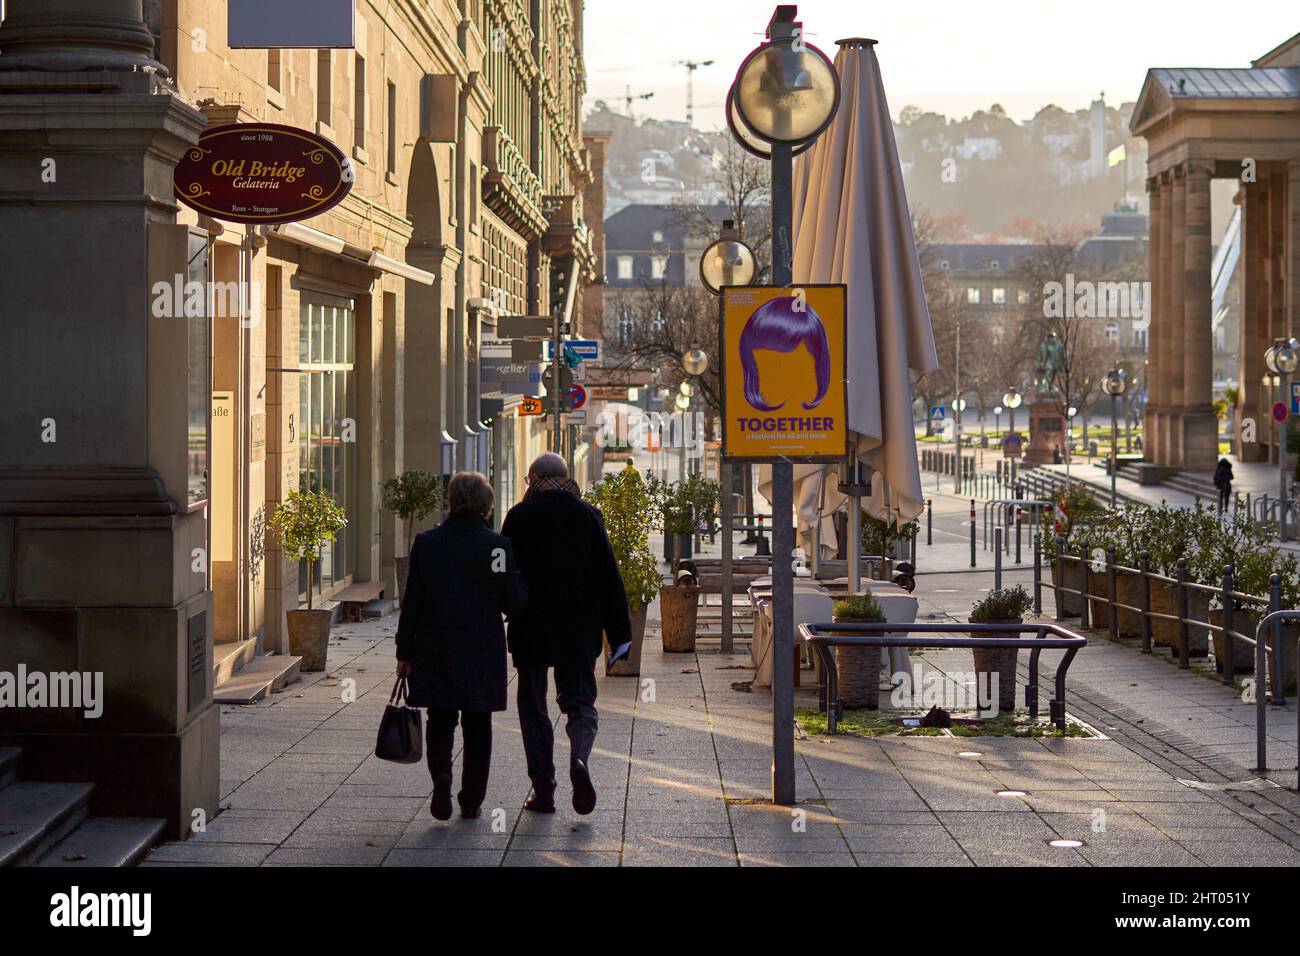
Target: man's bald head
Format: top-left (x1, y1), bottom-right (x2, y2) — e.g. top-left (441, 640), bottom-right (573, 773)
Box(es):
top-left (528, 452), bottom-right (568, 484)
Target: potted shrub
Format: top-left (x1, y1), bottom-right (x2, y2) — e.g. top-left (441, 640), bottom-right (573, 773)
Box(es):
top-left (970, 585), bottom-right (1033, 715)
top-left (585, 471), bottom-right (661, 676)
top-left (649, 473), bottom-right (719, 565)
top-left (1204, 510), bottom-right (1273, 675)
top-left (831, 593), bottom-right (886, 709)
top-left (270, 490), bottom-right (348, 672)
top-left (659, 576), bottom-right (700, 653)
top-left (1143, 504), bottom-right (1211, 656)
top-left (381, 470), bottom-right (442, 603)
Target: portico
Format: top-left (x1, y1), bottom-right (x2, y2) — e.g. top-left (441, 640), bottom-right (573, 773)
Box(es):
top-left (1131, 33), bottom-right (1300, 470)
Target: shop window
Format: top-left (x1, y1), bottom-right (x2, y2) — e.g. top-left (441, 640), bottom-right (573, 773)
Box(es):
top-left (298, 296), bottom-right (357, 603)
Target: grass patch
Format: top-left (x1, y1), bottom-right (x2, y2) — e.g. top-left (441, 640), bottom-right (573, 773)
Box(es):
top-left (797, 707), bottom-right (1091, 738)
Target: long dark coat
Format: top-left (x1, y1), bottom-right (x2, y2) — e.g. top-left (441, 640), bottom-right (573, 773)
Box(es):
top-left (395, 510), bottom-right (528, 712)
top-left (501, 489), bottom-right (631, 669)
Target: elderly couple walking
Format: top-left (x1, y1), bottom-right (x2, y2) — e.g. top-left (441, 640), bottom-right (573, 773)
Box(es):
top-left (394, 452), bottom-right (631, 821)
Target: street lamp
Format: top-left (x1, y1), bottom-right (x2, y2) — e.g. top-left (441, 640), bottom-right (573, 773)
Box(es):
top-left (952, 397), bottom-right (968, 492)
top-left (700, 221), bottom-right (757, 295)
top-left (1265, 339), bottom-right (1298, 539)
top-left (1066, 405), bottom-right (1078, 480)
top-left (1003, 388), bottom-right (1023, 434)
top-left (1102, 369), bottom-right (1127, 510)
top-left (730, 5), bottom-right (840, 807)
top-left (994, 404), bottom-right (1004, 436)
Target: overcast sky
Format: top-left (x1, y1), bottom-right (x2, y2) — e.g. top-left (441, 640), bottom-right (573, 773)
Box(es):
top-left (583, 0), bottom-right (1294, 129)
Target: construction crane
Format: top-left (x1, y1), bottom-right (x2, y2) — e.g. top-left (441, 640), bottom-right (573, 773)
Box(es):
top-left (677, 59), bottom-right (714, 127)
top-left (620, 85), bottom-right (654, 119)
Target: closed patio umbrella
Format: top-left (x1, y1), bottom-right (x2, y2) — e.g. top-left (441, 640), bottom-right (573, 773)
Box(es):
top-left (759, 37), bottom-right (938, 565)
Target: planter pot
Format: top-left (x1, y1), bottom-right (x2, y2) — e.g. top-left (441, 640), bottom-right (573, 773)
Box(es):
top-left (659, 584), bottom-right (699, 652)
top-left (606, 606), bottom-right (648, 677)
top-left (286, 608), bottom-right (332, 672)
top-left (1209, 608), bottom-right (1256, 675)
top-left (1149, 583), bottom-right (1210, 656)
top-left (971, 619), bottom-right (1019, 715)
top-left (394, 555), bottom-right (410, 605)
top-left (832, 616), bottom-right (881, 710)
top-left (1050, 561), bottom-right (1083, 616)
top-left (1115, 571), bottom-right (1145, 639)
top-left (662, 532), bottom-right (693, 564)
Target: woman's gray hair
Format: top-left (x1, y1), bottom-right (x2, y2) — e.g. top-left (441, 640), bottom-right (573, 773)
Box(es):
top-left (446, 471), bottom-right (494, 516)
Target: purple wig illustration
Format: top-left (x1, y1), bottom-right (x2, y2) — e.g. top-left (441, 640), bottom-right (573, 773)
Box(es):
top-left (738, 295), bottom-right (831, 412)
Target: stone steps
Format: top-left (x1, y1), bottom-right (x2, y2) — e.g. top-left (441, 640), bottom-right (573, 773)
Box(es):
top-left (213, 653), bottom-right (302, 705)
top-left (0, 748), bottom-right (166, 867)
top-left (212, 638), bottom-right (258, 687)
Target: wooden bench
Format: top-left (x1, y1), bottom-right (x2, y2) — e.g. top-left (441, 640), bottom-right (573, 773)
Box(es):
top-left (334, 581), bottom-right (385, 623)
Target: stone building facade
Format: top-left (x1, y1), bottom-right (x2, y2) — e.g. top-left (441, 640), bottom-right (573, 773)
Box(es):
top-left (0, 0), bottom-right (601, 836)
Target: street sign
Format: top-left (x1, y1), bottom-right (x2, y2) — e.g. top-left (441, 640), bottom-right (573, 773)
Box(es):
top-left (562, 410), bottom-right (588, 426)
top-left (1291, 382), bottom-right (1300, 415)
top-left (569, 384), bottom-right (588, 410)
top-left (543, 339), bottom-right (600, 362)
top-left (518, 396), bottom-right (545, 416)
top-left (1273, 401), bottom-right (1289, 424)
top-left (929, 405), bottom-right (947, 428)
top-left (497, 316), bottom-right (553, 339)
top-left (511, 340), bottom-right (545, 361)
top-left (572, 363), bottom-right (587, 384)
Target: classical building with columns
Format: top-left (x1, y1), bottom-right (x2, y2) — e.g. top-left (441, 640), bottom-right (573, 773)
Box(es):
top-left (1131, 33), bottom-right (1300, 473)
top-left (0, 0), bottom-right (601, 837)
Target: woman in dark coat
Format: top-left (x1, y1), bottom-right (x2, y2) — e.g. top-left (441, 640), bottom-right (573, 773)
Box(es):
top-left (396, 472), bottom-right (527, 820)
top-left (1213, 458), bottom-right (1234, 512)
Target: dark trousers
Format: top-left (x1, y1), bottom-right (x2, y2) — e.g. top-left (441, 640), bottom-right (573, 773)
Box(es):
top-left (516, 663), bottom-right (598, 796)
top-left (1218, 486), bottom-right (1231, 511)
top-left (426, 709), bottom-right (492, 812)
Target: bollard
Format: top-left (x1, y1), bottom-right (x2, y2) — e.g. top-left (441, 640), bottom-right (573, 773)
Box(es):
top-left (927, 498), bottom-right (933, 546)
top-left (1271, 574), bottom-right (1284, 705)
top-left (1176, 558), bottom-right (1190, 669)
top-left (994, 527), bottom-right (1003, 591)
top-left (1139, 551), bottom-right (1152, 654)
top-left (910, 525), bottom-right (918, 566)
top-left (1220, 565), bottom-right (1235, 684)
top-left (1033, 530), bottom-right (1042, 615)
top-left (969, 499), bottom-right (976, 568)
top-left (1015, 507), bottom-right (1023, 564)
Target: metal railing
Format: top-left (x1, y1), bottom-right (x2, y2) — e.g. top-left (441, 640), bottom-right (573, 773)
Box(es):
top-left (798, 621), bottom-right (1087, 733)
top-left (1253, 610), bottom-right (1300, 783)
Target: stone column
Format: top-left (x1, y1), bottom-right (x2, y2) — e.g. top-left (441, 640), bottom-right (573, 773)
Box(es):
top-left (0, 0), bottom-right (217, 837)
top-left (1180, 160), bottom-right (1217, 471)
top-left (1240, 188), bottom-right (1268, 462)
top-left (1166, 166), bottom-right (1187, 464)
top-left (1157, 169), bottom-right (1177, 465)
top-left (1145, 176), bottom-right (1163, 464)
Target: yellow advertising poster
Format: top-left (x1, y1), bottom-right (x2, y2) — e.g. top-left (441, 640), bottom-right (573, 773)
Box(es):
top-left (721, 284), bottom-right (847, 462)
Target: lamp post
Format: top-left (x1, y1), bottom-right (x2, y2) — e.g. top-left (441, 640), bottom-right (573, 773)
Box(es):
top-left (1102, 369), bottom-right (1127, 510)
top-left (1066, 406), bottom-right (1078, 480)
top-left (994, 404), bottom-right (1003, 437)
top-left (699, 229), bottom-right (754, 656)
top-left (1003, 388), bottom-right (1022, 435)
top-left (730, 5), bottom-right (839, 806)
top-left (953, 397), bottom-right (967, 493)
top-left (1266, 339), bottom-right (1297, 540)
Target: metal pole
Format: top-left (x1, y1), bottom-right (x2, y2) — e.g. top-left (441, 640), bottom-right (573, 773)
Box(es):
top-left (1015, 506), bottom-right (1022, 565)
top-left (770, 140), bottom-right (795, 806)
top-left (848, 462), bottom-right (862, 593)
top-left (1033, 531), bottom-right (1042, 615)
top-left (1110, 393), bottom-right (1118, 510)
top-left (994, 527), bottom-right (1003, 591)
top-left (1271, 573), bottom-right (1283, 705)
top-left (1281, 385), bottom-right (1289, 542)
top-left (926, 498), bottom-right (932, 546)
top-left (969, 499), bottom-right (976, 568)
top-left (720, 461), bottom-right (733, 654)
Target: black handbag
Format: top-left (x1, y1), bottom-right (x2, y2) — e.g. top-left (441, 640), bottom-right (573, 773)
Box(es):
top-left (375, 677), bottom-right (423, 763)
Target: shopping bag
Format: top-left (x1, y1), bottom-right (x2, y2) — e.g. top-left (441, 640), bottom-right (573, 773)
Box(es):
top-left (375, 677), bottom-right (423, 763)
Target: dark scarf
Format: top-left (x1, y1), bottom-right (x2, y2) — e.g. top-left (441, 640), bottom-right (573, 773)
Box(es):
top-left (525, 475), bottom-right (581, 500)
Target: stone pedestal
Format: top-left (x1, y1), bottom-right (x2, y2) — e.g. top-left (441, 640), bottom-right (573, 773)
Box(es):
top-left (0, 0), bottom-right (217, 839)
top-left (1024, 398), bottom-right (1064, 464)
top-left (1180, 410), bottom-right (1220, 473)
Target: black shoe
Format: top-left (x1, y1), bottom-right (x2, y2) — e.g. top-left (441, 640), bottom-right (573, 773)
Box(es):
top-left (524, 793), bottom-right (556, 814)
top-left (430, 776), bottom-right (453, 821)
top-left (570, 760), bottom-right (596, 816)
top-left (460, 805), bottom-right (482, 820)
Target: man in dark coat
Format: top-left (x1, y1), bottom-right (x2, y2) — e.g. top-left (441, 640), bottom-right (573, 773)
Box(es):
top-left (396, 472), bottom-right (527, 821)
top-left (501, 452), bottom-right (631, 815)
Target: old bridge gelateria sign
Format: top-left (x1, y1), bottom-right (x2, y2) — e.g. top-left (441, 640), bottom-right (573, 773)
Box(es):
top-left (173, 123), bottom-right (352, 224)
top-left (721, 284), bottom-right (848, 462)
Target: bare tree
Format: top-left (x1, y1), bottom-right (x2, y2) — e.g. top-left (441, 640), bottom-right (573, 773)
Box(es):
top-left (670, 136), bottom-right (771, 279)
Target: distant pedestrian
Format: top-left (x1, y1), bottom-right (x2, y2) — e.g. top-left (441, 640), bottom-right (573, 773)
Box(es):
top-left (1213, 457), bottom-right (1234, 511)
top-left (622, 456), bottom-right (639, 476)
top-left (1052, 444), bottom-right (1062, 465)
top-left (396, 472), bottom-right (528, 821)
top-left (502, 452), bottom-right (631, 816)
